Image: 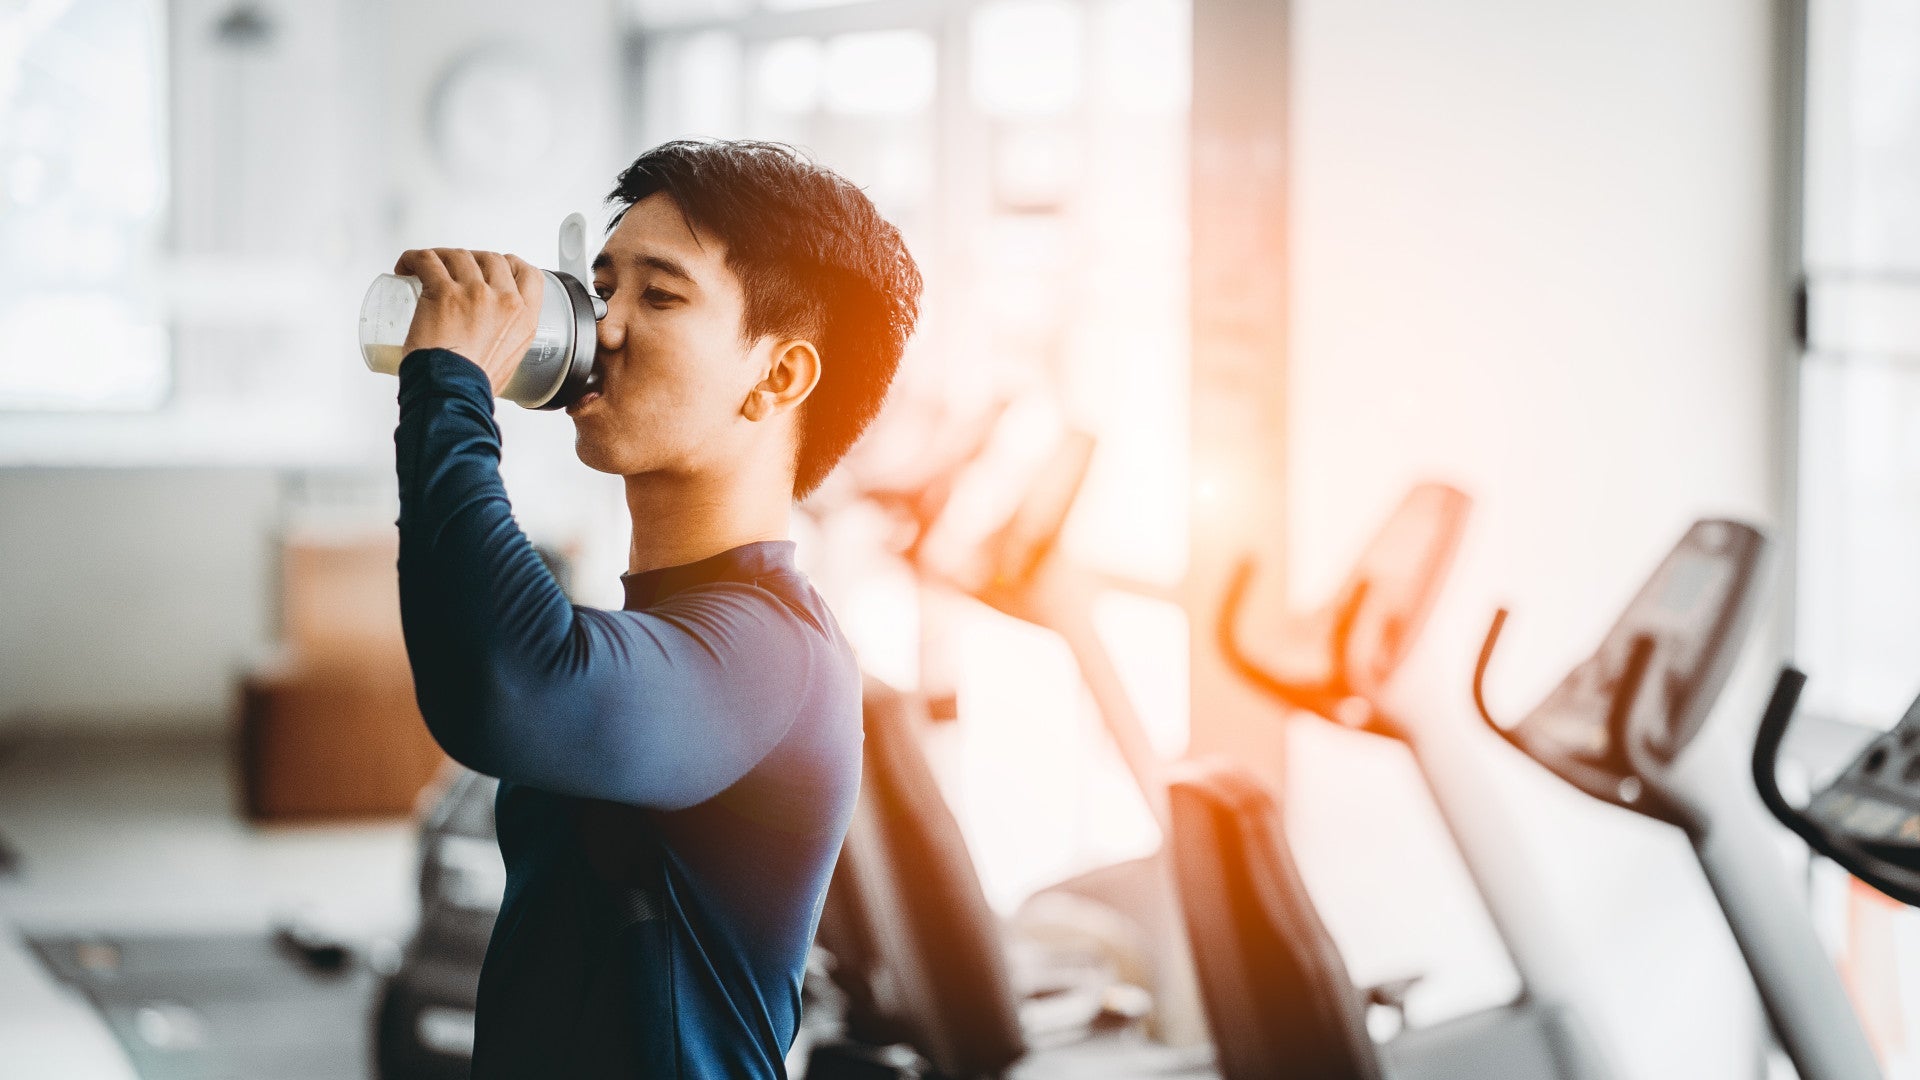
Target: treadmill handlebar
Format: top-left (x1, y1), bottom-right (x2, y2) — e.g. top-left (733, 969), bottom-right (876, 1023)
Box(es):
top-left (1218, 557), bottom-right (1384, 733)
top-left (1751, 667), bottom-right (1814, 853)
top-left (1752, 667), bottom-right (1920, 909)
top-left (1470, 521), bottom-right (1770, 826)
top-left (861, 398), bottom-right (1013, 562)
top-left (1474, 607), bottom-right (1687, 823)
top-left (1217, 483), bottom-right (1472, 740)
top-left (1473, 609), bottom-right (1664, 756)
top-left (1471, 608), bottom-right (1525, 756)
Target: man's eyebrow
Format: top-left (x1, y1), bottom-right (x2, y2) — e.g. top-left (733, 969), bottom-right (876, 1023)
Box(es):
top-left (590, 250), bottom-right (698, 286)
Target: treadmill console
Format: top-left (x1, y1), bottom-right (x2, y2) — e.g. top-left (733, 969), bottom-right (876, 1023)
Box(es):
top-left (1756, 673), bottom-right (1920, 907)
top-left (1336, 484), bottom-right (1473, 693)
top-left (1484, 520), bottom-right (1767, 820)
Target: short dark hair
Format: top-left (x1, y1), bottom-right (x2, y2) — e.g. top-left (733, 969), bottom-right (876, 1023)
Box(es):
top-left (607, 139), bottom-right (923, 498)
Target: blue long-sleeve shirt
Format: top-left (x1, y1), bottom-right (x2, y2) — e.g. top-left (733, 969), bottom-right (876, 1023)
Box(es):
top-left (393, 348), bottom-right (863, 1078)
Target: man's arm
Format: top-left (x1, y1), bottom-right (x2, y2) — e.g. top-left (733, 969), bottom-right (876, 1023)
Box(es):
top-left (395, 349), bottom-right (815, 810)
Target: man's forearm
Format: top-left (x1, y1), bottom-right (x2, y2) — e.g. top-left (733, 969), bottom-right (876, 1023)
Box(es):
top-left (393, 348), bottom-right (575, 770)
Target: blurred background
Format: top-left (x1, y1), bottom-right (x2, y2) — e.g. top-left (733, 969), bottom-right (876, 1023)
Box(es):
top-left (2, 0), bottom-right (1919, 1078)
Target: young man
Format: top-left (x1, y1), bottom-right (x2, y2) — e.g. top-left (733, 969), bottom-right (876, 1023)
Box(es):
top-left (391, 140), bottom-right (922, 1077)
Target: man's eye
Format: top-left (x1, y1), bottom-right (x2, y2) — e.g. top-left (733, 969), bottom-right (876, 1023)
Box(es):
top-left (593, 283), bottom-right (613, 299)
top-left (642, 287), bottom-right (680, 305)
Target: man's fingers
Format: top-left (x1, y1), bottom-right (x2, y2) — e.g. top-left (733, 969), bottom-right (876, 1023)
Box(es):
top-left (506, 255), bottom-right (543, 305)
top-left (393, 247), bottom-right (539, 382)
top-left (474, 251), bottom-right (518, 294)
top-left (397, 248), bottom-right (537, 300)
top-left (436, 248), bottom-right (485, 286)
top-left (394, 248), bottom-right (454, 292)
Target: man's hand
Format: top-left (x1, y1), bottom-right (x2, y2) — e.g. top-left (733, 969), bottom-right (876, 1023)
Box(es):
top-left (396, 248), bottom-right (543, 396)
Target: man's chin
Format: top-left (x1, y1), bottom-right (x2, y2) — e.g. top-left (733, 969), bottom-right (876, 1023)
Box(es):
top-left (571, 433), bottom-right (625, 475)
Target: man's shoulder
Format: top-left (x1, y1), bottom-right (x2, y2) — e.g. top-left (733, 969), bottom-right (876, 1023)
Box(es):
top-left (655, 570), bottom-right (860, 707)
top-left (663, 565), bottom-right (847, 651)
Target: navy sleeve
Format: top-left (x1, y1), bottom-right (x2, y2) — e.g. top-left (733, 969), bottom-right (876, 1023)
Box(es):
top-left (393, 348), bottom-right (816, 811)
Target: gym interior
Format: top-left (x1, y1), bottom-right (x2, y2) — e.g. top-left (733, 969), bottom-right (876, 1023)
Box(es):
top-left (3, 1), bottom-right (1918, 1078)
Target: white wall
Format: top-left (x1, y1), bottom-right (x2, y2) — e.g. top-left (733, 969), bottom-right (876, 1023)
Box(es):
top-left (0, 470), bottom-right (280, 731)
top-left (1284, 2), bottom-right (1788, 1078)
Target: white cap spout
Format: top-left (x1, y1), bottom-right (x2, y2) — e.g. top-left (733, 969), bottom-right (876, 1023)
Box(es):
top-left (556, 212), bottom-right (606, 319)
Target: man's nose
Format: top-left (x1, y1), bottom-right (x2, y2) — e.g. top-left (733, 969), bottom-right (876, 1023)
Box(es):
top-left (597, 308), bottom-right (626, 354)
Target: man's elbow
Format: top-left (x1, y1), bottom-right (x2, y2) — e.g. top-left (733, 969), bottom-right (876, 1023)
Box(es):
top-left (417, 686), bottom-right (508, 780)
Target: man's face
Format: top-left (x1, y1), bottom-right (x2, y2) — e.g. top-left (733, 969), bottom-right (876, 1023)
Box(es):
top-left (569, 192), bottom-right (777, 479)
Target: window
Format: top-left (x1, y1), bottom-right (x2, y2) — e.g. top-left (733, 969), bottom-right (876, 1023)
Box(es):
top-left (0, 0), bottom-right (170, 411)
top-left (1797, 0), bottom-right (1920, 727)
top-left (1795, 4), bottom-right (1920, 1064)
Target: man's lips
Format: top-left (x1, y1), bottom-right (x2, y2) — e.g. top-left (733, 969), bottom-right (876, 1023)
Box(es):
top-left (566, 391), bottom-right (603, 416)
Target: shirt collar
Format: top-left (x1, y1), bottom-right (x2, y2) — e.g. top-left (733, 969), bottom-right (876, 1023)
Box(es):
top-left (619, 540), bottom-right (797, 610)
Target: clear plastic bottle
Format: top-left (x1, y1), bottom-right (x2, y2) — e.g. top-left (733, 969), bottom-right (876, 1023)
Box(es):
top-left (358, 274), bottom-right (424, 377)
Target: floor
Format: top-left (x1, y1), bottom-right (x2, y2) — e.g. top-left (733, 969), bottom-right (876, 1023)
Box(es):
top-left (0, 730), bottom-right (423, 1080)
top-left (28, 932), bottom-right (383, 1080)
top-left (0, 731), bottom-right (418, 941)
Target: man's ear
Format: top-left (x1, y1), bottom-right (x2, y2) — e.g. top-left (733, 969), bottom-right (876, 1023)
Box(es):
top-left (742, 338), bottom-right (821, 422)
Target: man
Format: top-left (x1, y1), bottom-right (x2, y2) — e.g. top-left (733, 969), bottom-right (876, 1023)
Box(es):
top-left (390, 140), bottom-right (922, 1077)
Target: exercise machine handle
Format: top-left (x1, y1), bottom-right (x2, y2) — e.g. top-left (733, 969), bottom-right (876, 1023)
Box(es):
top-left (1751, 667), bottom-right (1816, 852)
top-left (1218, 556), bottom-right (1378, 729)
top-left (1471, 608), bottom-right (1528, 756)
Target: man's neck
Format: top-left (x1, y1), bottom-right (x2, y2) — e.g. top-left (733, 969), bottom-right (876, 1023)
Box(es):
top-left (623, 467), bottom-right (791, 576)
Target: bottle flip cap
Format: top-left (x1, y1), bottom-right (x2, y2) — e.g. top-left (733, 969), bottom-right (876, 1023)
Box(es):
top-left (533, 211), bottom-right (604, 409)
top-left (557, 212), bottom-right (607, 321)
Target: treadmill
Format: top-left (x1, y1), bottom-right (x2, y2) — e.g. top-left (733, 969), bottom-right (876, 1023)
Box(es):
top-left (813, 674), bottom-right (1214, 1080)
top-left (909, 428), bottom-right (1200, 1045)
top-left (1471, 520), bottom-right (1883, 1080)
top-left (808, 675), bottom-right (1029, 1080)
top-left (927, 443), bottom-right (1610, 1077)
top-left (1168, 759), bottom-right (1601, 1080)
top-left (1205, 483), bottom-right (1607, 1080)
top-left (1753, 666), bottom-right (1920, 911)
top-left (815, 426), bottom-right (1227, 1078)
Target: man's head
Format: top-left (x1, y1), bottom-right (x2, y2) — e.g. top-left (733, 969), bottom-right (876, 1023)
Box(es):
top-left (569, 139), bottom-right (922, 500)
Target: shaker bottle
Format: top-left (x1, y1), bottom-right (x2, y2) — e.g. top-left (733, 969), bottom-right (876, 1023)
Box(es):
top-left (359, 213), bottom-right (605, 410)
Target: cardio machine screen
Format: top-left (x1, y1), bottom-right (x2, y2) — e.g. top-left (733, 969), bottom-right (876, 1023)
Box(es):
top-left (1516, 522), bottom-right (1766, 802)
top-left (1229, 484), bottom-right (1470, 701)
top-left (1657, 552), bottom-right (1722, 614)
top-left (1341, 484), bottom-right (1471, 688)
